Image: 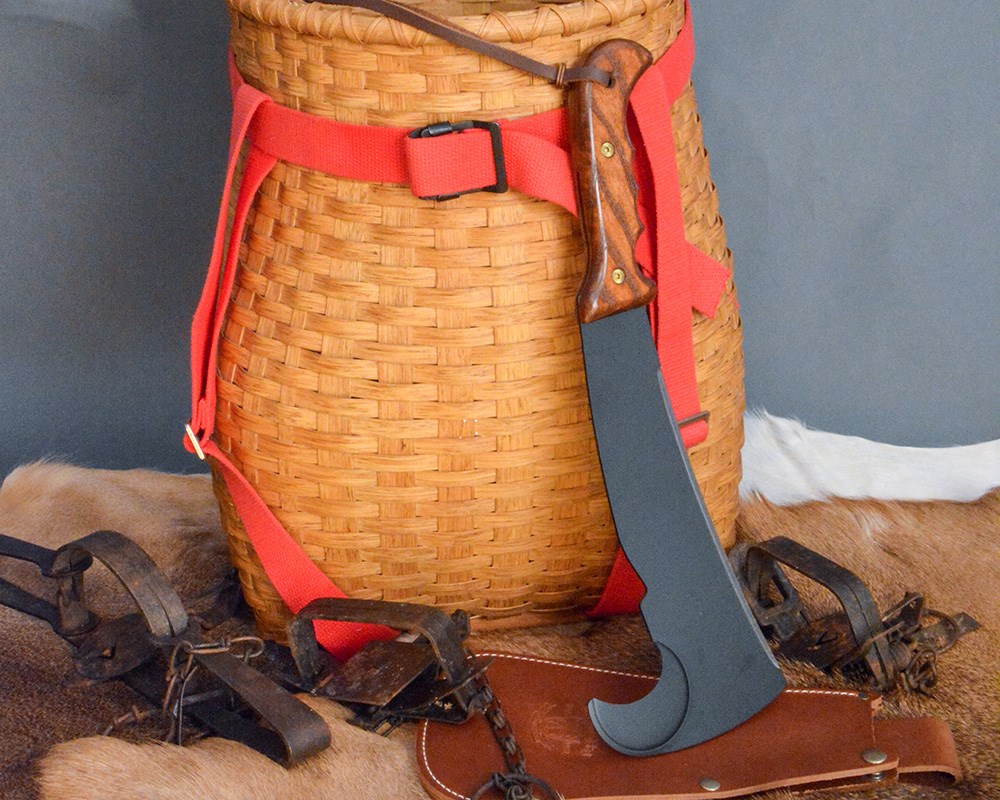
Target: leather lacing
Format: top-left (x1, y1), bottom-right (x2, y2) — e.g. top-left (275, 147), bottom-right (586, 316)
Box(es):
top-left (306, 0), bottom-right (612, 86)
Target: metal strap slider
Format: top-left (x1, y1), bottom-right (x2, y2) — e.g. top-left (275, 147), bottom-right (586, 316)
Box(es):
top-left (185, 424), bottom-right (206, 461)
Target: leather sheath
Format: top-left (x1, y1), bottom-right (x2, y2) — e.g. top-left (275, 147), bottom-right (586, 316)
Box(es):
top-left (417, 653), bottom-right (960, 800)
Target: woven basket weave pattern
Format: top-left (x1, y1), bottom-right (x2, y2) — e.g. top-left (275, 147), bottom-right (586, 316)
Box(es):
top-left (215, 0), bottom-right (743, 641)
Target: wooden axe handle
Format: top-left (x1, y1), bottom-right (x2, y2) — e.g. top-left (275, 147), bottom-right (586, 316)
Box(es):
top-left (568, 40), bottom-right (656, 324)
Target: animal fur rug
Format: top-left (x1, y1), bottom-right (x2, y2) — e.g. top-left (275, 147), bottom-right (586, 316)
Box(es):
top-left (0, 462), bottom-right (996, 800)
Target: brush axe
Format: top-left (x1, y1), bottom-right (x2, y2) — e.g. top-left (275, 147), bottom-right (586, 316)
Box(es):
top-left (567, 40), bottom-right (786, 756)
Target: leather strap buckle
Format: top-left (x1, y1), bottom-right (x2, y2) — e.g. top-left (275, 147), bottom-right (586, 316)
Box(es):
top-left (408, 120), bottom-right (508, 201)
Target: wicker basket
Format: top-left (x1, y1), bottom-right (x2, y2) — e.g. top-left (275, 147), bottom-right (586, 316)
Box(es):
top-left (212, 0), bottom-right (744, 641)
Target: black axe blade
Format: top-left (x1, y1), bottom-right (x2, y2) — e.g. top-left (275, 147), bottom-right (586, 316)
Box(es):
top-left (568, 40), bottom-right (785, 756)
top-left (582, 311), bottom-right (785, 754)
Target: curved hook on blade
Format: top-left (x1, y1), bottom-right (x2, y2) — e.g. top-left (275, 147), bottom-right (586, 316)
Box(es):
top-left (588, 643), bottom-right (689, 756)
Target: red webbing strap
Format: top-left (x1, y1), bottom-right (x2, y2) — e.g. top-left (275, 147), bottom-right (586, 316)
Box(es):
top-left (186, 81), bottom-right (394, 660)
top-left (632, 67), bottom-right (705, 444)
top-left (589, 7), bottom-right (726, 616)
top-left (247, 98), bottom-right (579, 216)
top-left (188, 83), bottom-right (269, 436)
top-left (203, 443), bottom-right (394, 659)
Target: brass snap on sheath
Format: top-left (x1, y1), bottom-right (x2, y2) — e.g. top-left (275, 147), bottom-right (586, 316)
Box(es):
top-left (861, 748), bottom-right (888, 765)
top-left (699, 777), bottom-right (721, 792)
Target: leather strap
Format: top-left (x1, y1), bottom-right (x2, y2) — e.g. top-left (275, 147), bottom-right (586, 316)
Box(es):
top-left (417, 653), bottom-right (962, 800)
top-left (876, 716), bottom-right (964, 788)
top-left (306, 0), bottom-right (610, 87)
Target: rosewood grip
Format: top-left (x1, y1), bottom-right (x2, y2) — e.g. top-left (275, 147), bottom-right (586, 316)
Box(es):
top-left (569, 40), bottom-right (656, 324)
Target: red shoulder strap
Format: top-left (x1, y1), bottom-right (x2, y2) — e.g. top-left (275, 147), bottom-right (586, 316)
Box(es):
top-left (185, 81), bottom-right (394, 660)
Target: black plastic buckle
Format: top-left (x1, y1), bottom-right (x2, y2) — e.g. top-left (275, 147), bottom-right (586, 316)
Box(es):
top-left (408, 120), bottom-right (508, 201)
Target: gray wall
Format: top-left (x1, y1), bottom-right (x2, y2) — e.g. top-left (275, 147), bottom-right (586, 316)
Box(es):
top-left (0, 1), bottom-right (230, 476)
top-left (692, 2), bottom-right (999, 447)
top-left (1, 1), bottom-right (997, 478)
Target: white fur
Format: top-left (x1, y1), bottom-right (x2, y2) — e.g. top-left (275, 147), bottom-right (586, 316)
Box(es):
top-left (739, 410), bottom-right (1000, 506)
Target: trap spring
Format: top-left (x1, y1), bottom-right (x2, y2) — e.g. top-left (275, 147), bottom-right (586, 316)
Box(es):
top-left (287, 597), bottom-right (561, 798)
top-left (730, 536), bottom-right (980, 694)
top-left (0, 529), bottom-right (330, 765)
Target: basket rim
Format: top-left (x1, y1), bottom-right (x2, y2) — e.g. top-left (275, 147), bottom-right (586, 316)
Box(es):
top-left (228, 0), bottom-right (666, 47)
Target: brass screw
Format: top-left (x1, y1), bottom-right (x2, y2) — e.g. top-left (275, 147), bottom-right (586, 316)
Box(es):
top-left (600, 141), bottom-right (615, 158)
top-left (611, 268), bottom-right (626, 284)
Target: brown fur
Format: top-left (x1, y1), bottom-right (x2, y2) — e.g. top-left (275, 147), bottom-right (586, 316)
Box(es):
top-left (38, 698), bottom-right (424, 800)
top-left (0, 463), bottom-right (995, 799)
top-left (0, 461), bottom-right (224, 588)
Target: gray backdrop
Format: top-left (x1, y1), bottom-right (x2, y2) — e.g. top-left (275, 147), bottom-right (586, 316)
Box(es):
top-left (692, 2), bottom-right (999, 448)
top-left (1, 0), bottom-right (997, 477)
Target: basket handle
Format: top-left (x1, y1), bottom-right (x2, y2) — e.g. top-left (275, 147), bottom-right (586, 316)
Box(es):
top-left (306, 0), bottom-right (611, 87)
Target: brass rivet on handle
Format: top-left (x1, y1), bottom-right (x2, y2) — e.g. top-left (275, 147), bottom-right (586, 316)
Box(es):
top-left (600, 141), bottom-right (615, 158)
top-left (611, 268), bottom-right (626, 284)
top-left (861, 749), bottom-right (888, 765)
top-left (699, 778), bottom-right (721, 792)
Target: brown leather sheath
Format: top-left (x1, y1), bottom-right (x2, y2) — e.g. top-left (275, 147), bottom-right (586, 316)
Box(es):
top-left (417, 653), bottom-right (961, 800)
